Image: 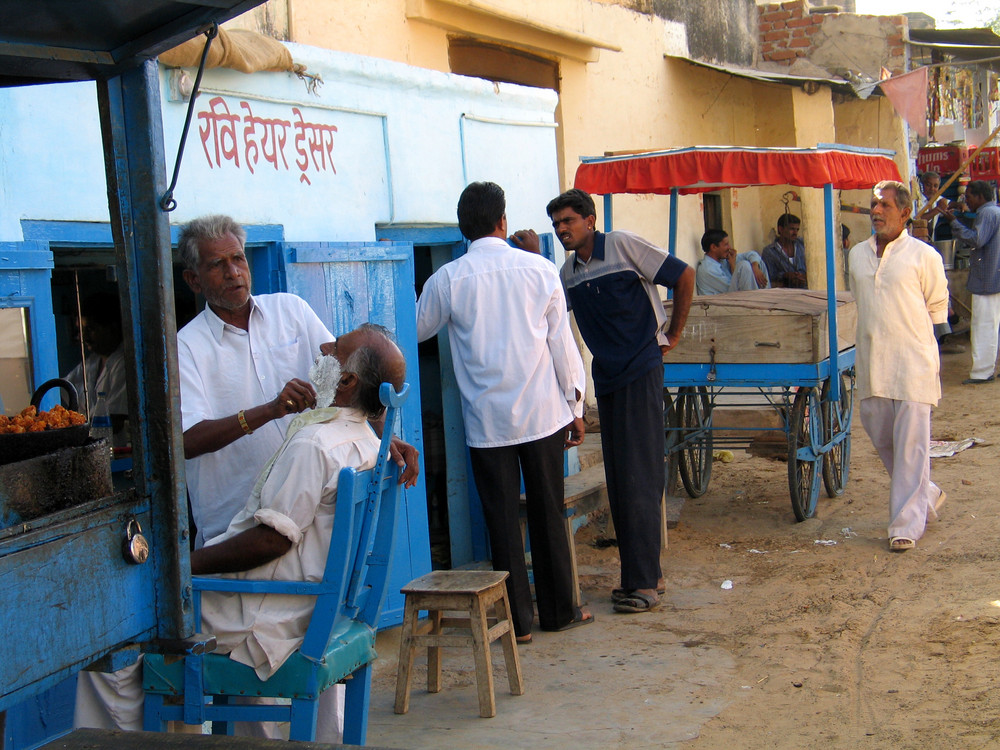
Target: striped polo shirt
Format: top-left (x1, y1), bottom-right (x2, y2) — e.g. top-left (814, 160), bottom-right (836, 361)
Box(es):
top-left (560, 230), bottom-right (688, 395)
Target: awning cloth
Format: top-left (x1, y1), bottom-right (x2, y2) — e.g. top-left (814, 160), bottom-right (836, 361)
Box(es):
top-left (574, 146), bottom-right (902, 196)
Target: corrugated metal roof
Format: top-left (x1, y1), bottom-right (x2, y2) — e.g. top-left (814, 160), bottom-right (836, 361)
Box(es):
top-left (0, 0), bottom-right (267, 87)
top-left (667, 55), bottom-right (859, 97)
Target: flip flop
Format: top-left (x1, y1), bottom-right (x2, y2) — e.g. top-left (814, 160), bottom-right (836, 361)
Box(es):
top-left (889, 537), bottom-right (915, 552)
top-left (613, 591), bottom-right (660, 613)
top-left (612, 586), bottom-right (666, 603)
top-left (547, 608), bottom-right (595, 632)
top-left (515, 634), bottom-right (532, 645)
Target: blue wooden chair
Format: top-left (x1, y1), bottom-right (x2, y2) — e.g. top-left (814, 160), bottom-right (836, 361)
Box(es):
top-left (142, 382), bottom-right (410, 744)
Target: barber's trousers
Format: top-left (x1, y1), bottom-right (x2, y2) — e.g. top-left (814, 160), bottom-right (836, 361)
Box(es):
top-left (970, 292), bottom-right (1000, 379)
top-left (859, 397), bottom-right (941, 541)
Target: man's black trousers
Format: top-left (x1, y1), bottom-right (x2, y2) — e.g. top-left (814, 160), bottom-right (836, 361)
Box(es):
top-left (596, 364), bottom-right (664, 591)
top-left (469, 428), bottom-right (576, 635)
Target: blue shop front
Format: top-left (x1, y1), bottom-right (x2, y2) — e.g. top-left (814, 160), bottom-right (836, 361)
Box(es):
top-left (0, 40), bottom-right (563, 747)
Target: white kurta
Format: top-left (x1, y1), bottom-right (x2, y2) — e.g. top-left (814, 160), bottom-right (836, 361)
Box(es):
top-left (849, 232), bottom-right (948, 406)
top-left (177, 293), bottom-right (333, 546)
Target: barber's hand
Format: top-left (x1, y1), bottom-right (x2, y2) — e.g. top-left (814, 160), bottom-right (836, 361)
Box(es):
top-left (509, 229), bottom-right (541, 254)
top-left (390, 436), bottom-right (420, 488)
top-left (565, 417), bottom-right (585, 448)
top-left (274, 378), bottom-right (318, 416)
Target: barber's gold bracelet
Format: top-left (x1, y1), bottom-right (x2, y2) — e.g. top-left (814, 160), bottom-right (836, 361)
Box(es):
top-left (237, 409), bottom-right (253, 435)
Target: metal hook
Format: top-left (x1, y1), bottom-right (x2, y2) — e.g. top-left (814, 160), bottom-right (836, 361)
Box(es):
top-left (159, 23), bottom-right (219, 212)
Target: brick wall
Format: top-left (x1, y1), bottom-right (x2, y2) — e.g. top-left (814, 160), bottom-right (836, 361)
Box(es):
top-left (758, 1), bottom-right (908, 74)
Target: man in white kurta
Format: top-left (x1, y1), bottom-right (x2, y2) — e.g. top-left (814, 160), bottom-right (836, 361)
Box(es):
top-left (849, 181), bottom-right (949, 550)
top-left (75, 325), bottom-right (405, 741)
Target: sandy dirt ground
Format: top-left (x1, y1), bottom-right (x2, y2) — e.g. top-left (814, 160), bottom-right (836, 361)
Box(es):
top-left (368, 335), bottom-right (998, 750)
top-left (599, 341), bottom-right (999, 748)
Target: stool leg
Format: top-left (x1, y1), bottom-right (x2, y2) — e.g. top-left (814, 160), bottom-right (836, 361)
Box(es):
top-left (394, 597), bottom-right (420, 714)
top-left (495, 588), bottom-right (524, 696)
top-left (469, 596), bottom-right (497, 718)
top-left (427, 608), bottom-right (443, 694)
top-left (565, 511), bottom-right (582, 607)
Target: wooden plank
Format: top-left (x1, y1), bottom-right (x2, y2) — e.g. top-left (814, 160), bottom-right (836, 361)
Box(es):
top-left (664, 289), bottom-right (857, 364)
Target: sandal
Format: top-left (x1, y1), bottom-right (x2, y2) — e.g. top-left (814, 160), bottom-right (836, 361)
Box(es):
top-left (613, 591), bottom-right (660, 613)
top-left (515, 634), bottom-right (532, 645)
top-left (612, 582), bottom-right (666, 602)
top-left (543, 608), bottom-right (595, 632)
top-left (889, 537), bottom-right (915, 551)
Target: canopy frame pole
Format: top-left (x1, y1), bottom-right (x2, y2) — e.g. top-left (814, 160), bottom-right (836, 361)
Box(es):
top-left (824, 183), bottom-right (840, 401)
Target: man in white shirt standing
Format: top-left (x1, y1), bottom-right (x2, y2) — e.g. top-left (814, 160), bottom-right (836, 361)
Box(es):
top-left (176, 215), bottom-right (418, 546)
top-left (849, 180), bottom-right (949, 552)
top-left (416, 182), bottom-right (592, 640)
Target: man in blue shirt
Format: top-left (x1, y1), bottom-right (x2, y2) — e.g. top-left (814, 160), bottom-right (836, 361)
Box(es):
top-left (761, 213), bottom-right (807, 288)
top-left (938, 181), bottom-right (1000, 384)
top-left (518, 188), bottom-right (694, 614)
top-left (696, 229), bottom-right (769, 295)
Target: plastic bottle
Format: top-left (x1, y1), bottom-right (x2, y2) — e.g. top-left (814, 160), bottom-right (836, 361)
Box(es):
top-left (91, 391), bottom-right (114, 461)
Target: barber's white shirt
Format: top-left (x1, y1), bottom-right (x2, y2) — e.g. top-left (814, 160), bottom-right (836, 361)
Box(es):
top-left (849, 232), bottom-right (948, 405)
top-left (416, 236), bottom-right (585, 448)
top-left (200, 407), bottom-right (378, 680)
top-left (178, 293), bottom-right (333, 546)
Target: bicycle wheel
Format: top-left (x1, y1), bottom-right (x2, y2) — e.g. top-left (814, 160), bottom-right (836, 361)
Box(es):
top-left (677, 386), bottom-right (713, 498)
top-left (821, 370), bottom-right (854, 498)
top-left (788, 385), bottom-right (822, 521)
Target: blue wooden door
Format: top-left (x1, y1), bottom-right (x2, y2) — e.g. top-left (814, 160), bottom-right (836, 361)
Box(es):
top-left (281, 241), bottom-right (431, 627)
top-left (0, 242), bottom-right (59, 411)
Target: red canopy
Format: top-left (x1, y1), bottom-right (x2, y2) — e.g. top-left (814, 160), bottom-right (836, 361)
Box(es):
top-left (574, 146), bottom-right (902, 196)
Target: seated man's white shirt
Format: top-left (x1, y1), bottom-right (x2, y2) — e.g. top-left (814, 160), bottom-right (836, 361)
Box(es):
top-left (178, 293), bottom-right (334, 546)
top-left (201, 406), bottom-right (380, 680)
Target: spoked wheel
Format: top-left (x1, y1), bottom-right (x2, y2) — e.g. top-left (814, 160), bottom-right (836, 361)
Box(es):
top-left (663, 388), bottom-right (681, 496)
top-left (676, 386), bottom-right (713, 498)
top-left (821, 369), bottom-right (854, 498)
top-left (787, 386), bottom-right (823, 521)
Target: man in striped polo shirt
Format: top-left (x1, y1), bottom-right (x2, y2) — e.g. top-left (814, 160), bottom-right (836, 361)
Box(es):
top-left (528, 188), bottom-right (694, 613)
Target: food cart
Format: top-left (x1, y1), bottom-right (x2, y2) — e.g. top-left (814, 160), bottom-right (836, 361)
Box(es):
top-left (574, 145), bottom-right (902, 520)
top-left (0, 0), bottom-right (268, 742)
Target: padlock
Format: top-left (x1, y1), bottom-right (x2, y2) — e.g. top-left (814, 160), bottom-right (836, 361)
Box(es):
top-left (123, 519), bottom-right (150, 564)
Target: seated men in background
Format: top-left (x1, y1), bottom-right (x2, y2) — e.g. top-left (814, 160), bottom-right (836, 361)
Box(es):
top-left (761, 213), bottom-right (807, 288)
top-left (696, 229), bottom-right (769, 295)
top-left (75, 323), bottom-right (406, 743)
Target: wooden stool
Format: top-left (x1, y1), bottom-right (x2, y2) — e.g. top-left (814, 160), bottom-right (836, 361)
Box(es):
top-left (394, 570), bottom-right (524, 718)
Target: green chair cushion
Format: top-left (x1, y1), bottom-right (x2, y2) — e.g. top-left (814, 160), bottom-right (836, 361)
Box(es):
top-left (144, 620), bottom-right (376, 700)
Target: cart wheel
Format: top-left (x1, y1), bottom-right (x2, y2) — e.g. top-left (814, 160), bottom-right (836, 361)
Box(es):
top-left (821, 370), bottom-right (854, 498)
top-left (663, 388), bottom-right (681, 495)
top-left (677, 386), bottom-right (713, 498)
top-left (788, 386), bottom-right (823, 521)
